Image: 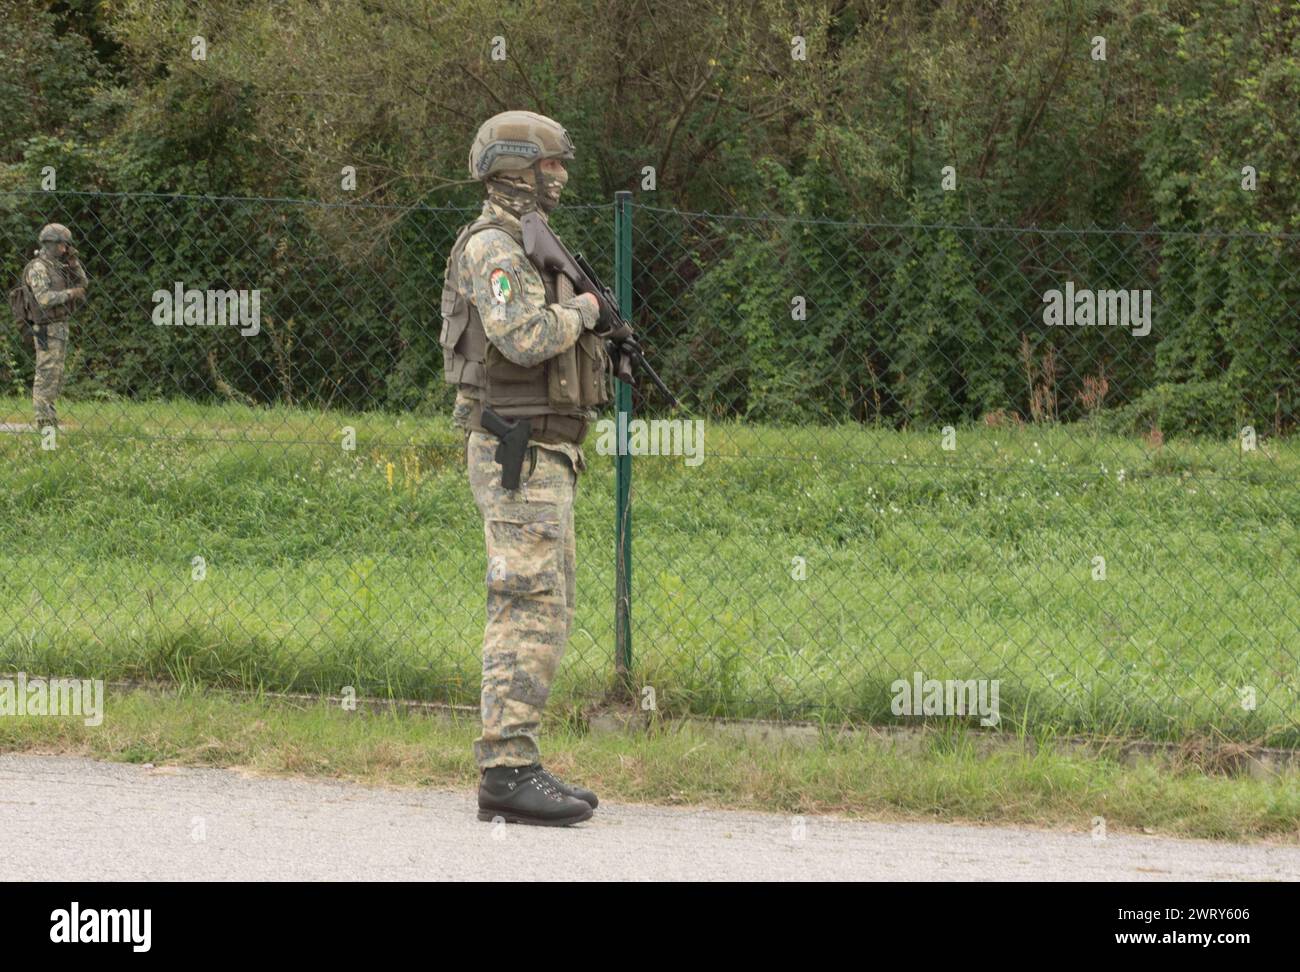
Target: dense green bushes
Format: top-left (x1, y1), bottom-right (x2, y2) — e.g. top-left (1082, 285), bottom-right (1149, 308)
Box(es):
top-left (2, 186), bottom-right (1294, 437)
top-left (641, 185), bottom-right (1296, 434)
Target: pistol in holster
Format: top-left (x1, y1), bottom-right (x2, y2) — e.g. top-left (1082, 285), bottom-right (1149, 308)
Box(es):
top-left (479, 407), bottom-right (532, 491)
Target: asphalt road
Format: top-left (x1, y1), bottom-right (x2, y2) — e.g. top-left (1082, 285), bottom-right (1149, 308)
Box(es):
top-left (2, 754), bottom-right (1297, 881)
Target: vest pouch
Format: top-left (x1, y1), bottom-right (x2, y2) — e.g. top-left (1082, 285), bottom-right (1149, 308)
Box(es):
top-left (439, 290), bottom-right (463, 348)
top-left (440, 290), bottom-right (470, 382)
top-left (546, 344), bottom-right (582, 410)
top-left (486, 343), bottom-right (549, 407)
top-left (9, 285), bottom-right (31, 331)
top-left (576, 331), bottom-right (611, 407)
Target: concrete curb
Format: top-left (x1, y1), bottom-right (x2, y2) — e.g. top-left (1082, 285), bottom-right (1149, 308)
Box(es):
top-left (586, 709), bottom-right (1300, 778)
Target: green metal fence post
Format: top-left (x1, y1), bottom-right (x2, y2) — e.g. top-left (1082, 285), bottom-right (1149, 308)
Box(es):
top-left (613, 190), bottom-right (634, 692)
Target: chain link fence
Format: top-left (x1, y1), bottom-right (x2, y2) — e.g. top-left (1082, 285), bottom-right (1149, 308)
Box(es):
top-left (1, 190), bottom-right (1296, 744)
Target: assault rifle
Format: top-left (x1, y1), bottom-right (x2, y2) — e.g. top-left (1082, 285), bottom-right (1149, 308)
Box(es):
top-left (521, 211), bottom-right (678, 409)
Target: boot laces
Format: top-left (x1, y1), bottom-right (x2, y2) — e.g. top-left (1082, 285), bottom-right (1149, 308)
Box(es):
top-left (527, 765), bottom-right (562, 798)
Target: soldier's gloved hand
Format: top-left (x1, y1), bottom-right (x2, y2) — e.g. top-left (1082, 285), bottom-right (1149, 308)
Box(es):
top-left (66, 287), bottom-right (86, 301)
top-left (571, 293), bottom-right (600, 328)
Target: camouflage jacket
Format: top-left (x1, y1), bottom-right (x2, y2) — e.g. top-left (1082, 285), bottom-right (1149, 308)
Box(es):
top-left (450, 200), bottom-right (599, 472)
top-left (23, 255), bottom-right (88, 337)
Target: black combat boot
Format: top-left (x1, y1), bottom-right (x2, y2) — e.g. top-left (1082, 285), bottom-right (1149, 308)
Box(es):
top-left (532, 764), bottom-right (598, 809)
top-left (478, 765), bottom-right (593, 826)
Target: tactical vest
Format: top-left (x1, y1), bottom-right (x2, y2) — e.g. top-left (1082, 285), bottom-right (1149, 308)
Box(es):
top-left (440, 214), bottom-right (609, 445)
top-left (24, 258), bottom-right (74, 324)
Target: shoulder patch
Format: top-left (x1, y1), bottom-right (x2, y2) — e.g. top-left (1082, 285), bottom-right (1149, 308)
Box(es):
top-left (489, 267), bottom-right (515, 304)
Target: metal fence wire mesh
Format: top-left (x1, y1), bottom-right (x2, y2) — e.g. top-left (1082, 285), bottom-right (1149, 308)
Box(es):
top-left (1, 190), bottom-right (1297, 744)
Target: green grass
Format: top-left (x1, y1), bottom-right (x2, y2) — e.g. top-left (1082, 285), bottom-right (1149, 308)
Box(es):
top-left (0, 395), bottom-right (1296, 743)
top-left (2, 685), bottom-right (1298, 842)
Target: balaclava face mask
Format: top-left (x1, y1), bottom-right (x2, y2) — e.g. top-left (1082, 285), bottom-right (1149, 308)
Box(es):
top-left (534, 160), bottom-right (568, 212)
top-left (485, 170), bottom-right (537, 217)
top-left (485, 161), bottom-right (568, 218)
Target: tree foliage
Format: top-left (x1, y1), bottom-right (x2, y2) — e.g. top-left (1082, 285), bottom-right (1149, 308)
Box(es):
top-left (1, 0), bottom-right (1296, 432)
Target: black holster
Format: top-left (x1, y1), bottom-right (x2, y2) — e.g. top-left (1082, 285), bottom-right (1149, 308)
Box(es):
top-left (479, 407), bottom-right (532, 490)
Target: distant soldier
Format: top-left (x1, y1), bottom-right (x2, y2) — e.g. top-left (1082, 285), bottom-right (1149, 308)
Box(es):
top-left (22, 223), bottom-right (87, 430)
top-left (441, 111), bottom-right (611, 826)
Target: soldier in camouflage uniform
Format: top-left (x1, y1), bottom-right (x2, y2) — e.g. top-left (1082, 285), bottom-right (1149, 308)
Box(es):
top-left (441, 111), bottom-right (612, 826)
top-left (23, 224), bottom-right (87, 430)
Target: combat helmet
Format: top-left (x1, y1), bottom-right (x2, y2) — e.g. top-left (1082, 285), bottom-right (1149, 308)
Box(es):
top-left (38, 223), bottom-right (73, 245)
top-left (468, 111), bottom-right (575, 181)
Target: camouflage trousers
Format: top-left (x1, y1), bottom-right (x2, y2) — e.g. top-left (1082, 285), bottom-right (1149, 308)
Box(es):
top-left (32, 330), bottom-right (68, 428)
top-left (466, 430), bottom-right (577, 769)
